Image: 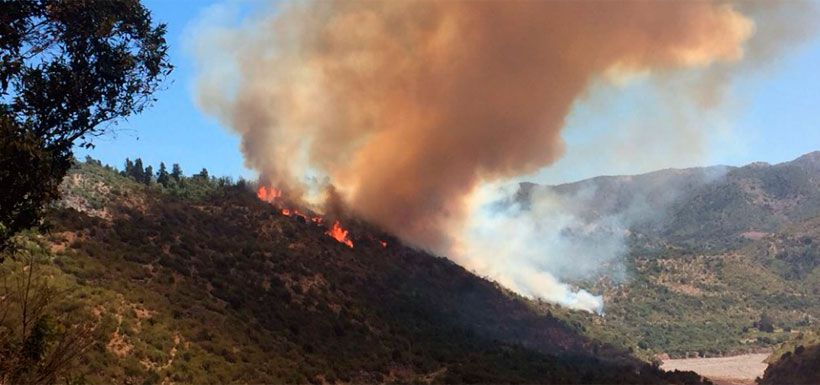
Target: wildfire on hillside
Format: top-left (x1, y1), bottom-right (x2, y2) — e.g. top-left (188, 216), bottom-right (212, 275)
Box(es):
top-left (257, 184), bottom-right (353, 248)
top-left (326, 221), bottom-right (354, 248)
top-left (256, 186), bottom-right (281, 203)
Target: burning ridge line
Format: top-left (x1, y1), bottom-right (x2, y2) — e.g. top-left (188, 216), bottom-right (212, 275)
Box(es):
top-left (257, 185), bottom-right (353, 248)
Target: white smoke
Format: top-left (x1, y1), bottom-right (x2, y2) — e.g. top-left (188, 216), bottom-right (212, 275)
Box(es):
top-left (452, 184), bottom-right (637, 313)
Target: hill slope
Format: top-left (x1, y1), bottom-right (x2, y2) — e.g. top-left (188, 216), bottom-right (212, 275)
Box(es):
top-left (1, 161), bottom-right (707, 384)
top-left (759, 343), bottom-right (820, 385)
top-left (518, 153), bottom-right (820, 358)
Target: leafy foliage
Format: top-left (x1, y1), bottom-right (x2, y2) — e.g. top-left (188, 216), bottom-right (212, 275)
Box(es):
top-left (0, 0), bottom-right (171, 248)
top-left (0, 117), bottom-right (66, 251)
top-left (0, 0), bottom-right (173, 150)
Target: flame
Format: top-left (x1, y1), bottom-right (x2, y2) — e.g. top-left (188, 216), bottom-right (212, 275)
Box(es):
top-left (257, 186), bottom-right (281, 203)
top-left (326, 221), bottom-right (353, 248)
top-left (380, 240), bottom-right (387, 248)
top-left (257, 184), bottom-right (353, 247)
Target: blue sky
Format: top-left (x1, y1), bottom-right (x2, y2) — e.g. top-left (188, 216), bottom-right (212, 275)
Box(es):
top-left (76, 0), bottom-right (820, 184)
top-left (75, 0), bottom-right (249, 179)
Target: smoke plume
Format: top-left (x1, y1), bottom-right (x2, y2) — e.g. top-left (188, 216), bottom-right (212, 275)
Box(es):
top-left (191, 1), bottom-right (808, 312)
top-left (454, 184), bottom-right (628, 313)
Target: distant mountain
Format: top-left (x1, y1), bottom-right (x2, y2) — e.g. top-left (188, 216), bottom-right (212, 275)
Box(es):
top-left (518, 152), bottom-right (820, 359)
top-left (9, 161), bottom-right (706, 384)
top-left (664, 151), bottom-right (820, 250)
top-left (521, 151), bottom-right (820, 251)
top-left (519, 165), bottom-right (729, 223)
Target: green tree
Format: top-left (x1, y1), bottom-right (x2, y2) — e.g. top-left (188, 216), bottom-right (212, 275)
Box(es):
top-left (132, 158), bottom-right (145, 182)
top-left (756, 313), bottom-right (775, 333)
top-left (122, 158), bottom-right (134, 178)
top-left (0, 118), bottom-right (64, 249)
top-left (0, 0), bottom-right (172, 248)
top-left (156, 162), bottom-right (170, 186)
top-left (143, 165), bottom-right (153, 185)
top-left (83, 156), bottom-right (101, 167)
top-left (195, 168), bottom-right (209, 180)
top-left (171, 163), bottom-right (183, 181)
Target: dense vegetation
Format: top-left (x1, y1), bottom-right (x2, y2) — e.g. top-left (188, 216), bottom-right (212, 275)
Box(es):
top-left (0, 160), bottom-right (709, 384)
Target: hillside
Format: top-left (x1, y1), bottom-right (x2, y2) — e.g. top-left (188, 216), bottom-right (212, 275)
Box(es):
top-left (518, 153), bottom-right (820, 359)
top-left (0, 161), bottom-right (707, 384)
top-left (7, 151), bottom-right (819, 382)
top-left (759, 342), bottom-right (820, 385)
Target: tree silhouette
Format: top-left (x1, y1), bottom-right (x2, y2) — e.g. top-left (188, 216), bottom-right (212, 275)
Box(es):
top-left (0, 0), bottom-right (172, 248)
top-left (195, 168), bottom-right (209, 180)
top-left (171, 163), bottom-right (183, 181)
top-left (144, 165), bottom-right (154, 185)
top-left (132, 158), bottom-right (145, 182)
top-left (122, 158), bottom-right (134, 178)
top-left (0, 118), bottom-right (63, 249)
top-left (157, 162), bottom-right (170, 186)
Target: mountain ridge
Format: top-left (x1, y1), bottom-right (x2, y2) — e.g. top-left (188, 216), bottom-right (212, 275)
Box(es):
top-left (514, 151), bottom-right (819, 359)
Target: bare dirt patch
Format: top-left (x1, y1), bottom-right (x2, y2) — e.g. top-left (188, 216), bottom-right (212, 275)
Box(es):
top-left (661, 353), bottom-right (769, 385)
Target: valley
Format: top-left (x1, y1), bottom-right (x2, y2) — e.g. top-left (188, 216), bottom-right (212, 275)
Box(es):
top-left (660, 353), bottom-right (769, 385)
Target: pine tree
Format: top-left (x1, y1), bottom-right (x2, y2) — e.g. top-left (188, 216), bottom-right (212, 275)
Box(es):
top-left (171, 163), bottom-right (183, 181)
top-left (195, 168), bottom-right (209, 180)
top-left (123, 158), bottom-right (134, 177)
top-left (157, 162), bottom-right (170, 187)
top-left (143, 165), bottom-right (153, 185)
top-left (133, 158), bottom-right (145, 182)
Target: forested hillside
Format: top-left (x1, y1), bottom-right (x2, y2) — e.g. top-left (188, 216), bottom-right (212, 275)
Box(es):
top-left (0, 160), bottom-right (706, 384)
top-left (6, 151), bottom-right (819, 383)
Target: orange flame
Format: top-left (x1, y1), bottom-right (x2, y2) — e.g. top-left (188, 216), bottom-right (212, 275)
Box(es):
top-left (257, 185), bottom-right (351, 243)
top-left (326, 221), bottom-right (353, 248)
top-left (257, 186), bottom-right (282, 203)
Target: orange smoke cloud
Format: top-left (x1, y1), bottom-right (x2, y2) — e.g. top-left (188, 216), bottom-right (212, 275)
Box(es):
top-left (196, 1), bottom-right (762, 252)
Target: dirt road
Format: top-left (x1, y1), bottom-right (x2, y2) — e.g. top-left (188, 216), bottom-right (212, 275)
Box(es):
top-left (661, 353), bottom-right (769, 385)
